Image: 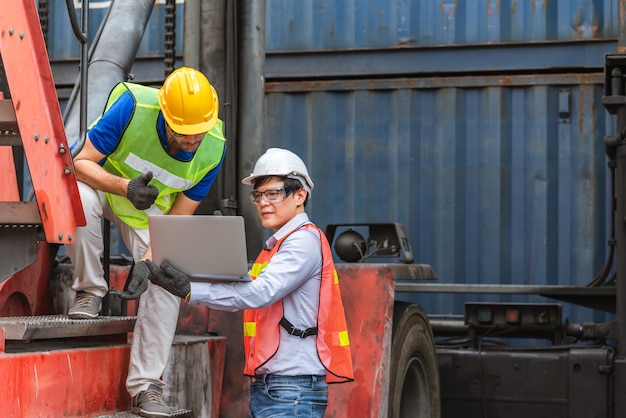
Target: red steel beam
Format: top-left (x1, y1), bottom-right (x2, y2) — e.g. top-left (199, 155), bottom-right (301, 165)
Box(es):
top-left (0, 0), bottom-right (85, 243)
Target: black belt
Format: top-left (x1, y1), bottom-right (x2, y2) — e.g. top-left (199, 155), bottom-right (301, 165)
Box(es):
top-left (279, 317), bottom-right (318, 338)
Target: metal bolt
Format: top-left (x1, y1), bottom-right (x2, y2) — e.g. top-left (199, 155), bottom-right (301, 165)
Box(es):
top-left (44, 136), bottom-right (49, 144)
top-left (19, 32), bottom-right (24, 39)
top-left (67, 233), bottom-right (73, 242)
top-left (64, 166), bottom-right (71, 175)
top-left (34, 134), bottom-right (39, 141)
top-left (8, 28), bottom-right (14, 36)
top-left (59, 143), bottom-right (67, 154)
top-left (58, 233), bottom-right (64, 241)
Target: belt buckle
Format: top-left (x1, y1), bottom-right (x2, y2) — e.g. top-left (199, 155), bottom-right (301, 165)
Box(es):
top-left (289, 325), bottom-right (306, 338)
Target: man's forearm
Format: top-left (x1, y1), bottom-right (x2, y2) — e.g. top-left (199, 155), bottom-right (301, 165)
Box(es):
top-left (74, 160), bottom-right (130, 196)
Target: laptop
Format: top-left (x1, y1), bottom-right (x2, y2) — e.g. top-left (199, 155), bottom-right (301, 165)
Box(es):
top-left (148, 215), bottom-right (251, 282)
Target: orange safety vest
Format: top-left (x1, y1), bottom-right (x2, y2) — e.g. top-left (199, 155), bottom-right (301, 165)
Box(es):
top-left (243, 224), bottom-right (354, 383)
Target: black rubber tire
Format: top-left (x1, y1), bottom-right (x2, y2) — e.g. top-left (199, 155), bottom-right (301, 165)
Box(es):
top-left (388, 302), bottom-right (441, 418)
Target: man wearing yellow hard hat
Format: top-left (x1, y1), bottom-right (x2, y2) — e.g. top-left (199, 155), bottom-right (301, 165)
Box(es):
top-left (66, 67), bottom-right (226, 417)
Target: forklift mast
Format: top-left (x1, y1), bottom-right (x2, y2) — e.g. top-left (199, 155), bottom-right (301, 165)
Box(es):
top-left (603, 54), bottom-right (626, 356)
top-left (602, 53), bottom-right (626, 416)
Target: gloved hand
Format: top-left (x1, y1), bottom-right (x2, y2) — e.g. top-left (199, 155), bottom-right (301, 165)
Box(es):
top-left (119, 260), bottom-right (150, 299)
top-left (127, 172), bottom-right (159, 210)
top-left (145, 260), bottom-right (191, 301)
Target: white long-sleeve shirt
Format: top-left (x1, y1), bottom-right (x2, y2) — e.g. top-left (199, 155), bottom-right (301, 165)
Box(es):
top-left (189, 213), bottom-right (326, 376)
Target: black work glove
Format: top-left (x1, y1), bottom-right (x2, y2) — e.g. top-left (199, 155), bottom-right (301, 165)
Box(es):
top-left (127, 172), bottom-right (159, 210)
top-left (119, 260), bottom-right (150, 300)
top-left (145, 259), bottom-right (191, 301)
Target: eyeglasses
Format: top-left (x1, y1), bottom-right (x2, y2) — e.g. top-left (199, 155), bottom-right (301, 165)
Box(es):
top-left (249, 185), bottom-right (299, 204)
top-left (167, 123), bottom-right (204, 138)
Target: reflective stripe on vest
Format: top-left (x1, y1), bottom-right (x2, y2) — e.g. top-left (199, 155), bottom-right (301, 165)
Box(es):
top-left (97, 82), bottom-right (226, 229)
top-left (243, 224), bottom-right (354, 383)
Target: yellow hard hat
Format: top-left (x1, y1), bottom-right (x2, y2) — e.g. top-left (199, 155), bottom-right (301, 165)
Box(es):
top-left (158, 67), bottom-right (219, 135)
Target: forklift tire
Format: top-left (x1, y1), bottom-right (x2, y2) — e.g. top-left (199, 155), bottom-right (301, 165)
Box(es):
top-left (388, 302), bottom-right (441, 418)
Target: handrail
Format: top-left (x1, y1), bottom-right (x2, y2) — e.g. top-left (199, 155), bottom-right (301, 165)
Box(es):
top-left (64, 0), bottom-right (89, 158)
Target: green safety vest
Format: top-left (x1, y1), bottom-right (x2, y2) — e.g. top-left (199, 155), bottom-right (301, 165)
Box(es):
top-left (94, 82), bottom-right (226, 228)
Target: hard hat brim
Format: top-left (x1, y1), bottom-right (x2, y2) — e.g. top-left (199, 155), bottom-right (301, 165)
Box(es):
top-left (163, 113), bottom-right (217, 136)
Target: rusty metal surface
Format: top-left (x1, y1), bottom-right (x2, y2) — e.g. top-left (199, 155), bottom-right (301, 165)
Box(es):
top-left (206, 309), bottom-right (247, 418)
top-left (0, 342), bottom-right (132, 417)
top-left (328, 263), bottom-right (396, 417)
top-left (0, 314), bottom-right (136, 341)
top-left (383, 263), bottom-right (437, 280)
top-left (0, 334), bottom-right (225, 417)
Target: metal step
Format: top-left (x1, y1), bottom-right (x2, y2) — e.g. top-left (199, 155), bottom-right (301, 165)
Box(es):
top-left (0, 98), bottom-right (20, 146)
top-left (0, 314), bottom-right (136, 341)
top-left (0, 201), bottom-right (42, 224)
top-left (97, 409), bottom-right (193, 418)
top-left (0, 202), bottom-right (44, 282)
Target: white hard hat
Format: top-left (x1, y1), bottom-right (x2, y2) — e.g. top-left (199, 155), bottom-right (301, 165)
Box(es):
top-left (241, 148), bottom-right (314, 194)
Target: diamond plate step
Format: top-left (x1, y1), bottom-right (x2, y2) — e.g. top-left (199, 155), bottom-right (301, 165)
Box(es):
top-left (97, 408), bottom-right (193, 418)
top-left (0, 315), bottom-right (136, 341)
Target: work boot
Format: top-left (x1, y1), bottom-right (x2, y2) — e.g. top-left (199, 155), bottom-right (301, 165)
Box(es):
top-left (131, 384), bottom-right (174, 418)
top-left (67, 291), bottom-right (102, 319)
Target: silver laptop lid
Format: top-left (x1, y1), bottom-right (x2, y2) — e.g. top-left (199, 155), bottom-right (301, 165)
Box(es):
top-left (148, 215), bottom-right (251, 282)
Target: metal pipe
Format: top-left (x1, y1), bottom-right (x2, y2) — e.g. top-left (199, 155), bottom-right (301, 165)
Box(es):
top-left (237, 0), bottom-right (266, 256)
top-left (183, 0), bottom-right (200, 69)
top-left (615, 128), bottom-right (626, 357)
top-left (428, 320), bottom-right (469, 336)
top-left (64, 0), bottom-right (156, 150)
top-left (78, 0), bottom-right (89, 157)
top-left (193, 0), bottom-right (229, 216)
top-left (64, 0), bottom-right (87, 44)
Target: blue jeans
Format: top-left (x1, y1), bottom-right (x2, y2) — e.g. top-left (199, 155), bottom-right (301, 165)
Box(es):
top-left (248, 374), bottom-right (328, 418)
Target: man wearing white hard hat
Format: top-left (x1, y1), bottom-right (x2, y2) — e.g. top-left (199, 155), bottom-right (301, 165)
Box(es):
top-left (139, 148), bottom-right (355, 417)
